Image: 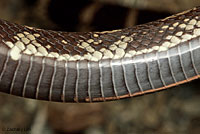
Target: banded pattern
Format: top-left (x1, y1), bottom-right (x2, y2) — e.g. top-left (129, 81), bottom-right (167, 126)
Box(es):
top-left (0, 7), bottom-right (200, 102)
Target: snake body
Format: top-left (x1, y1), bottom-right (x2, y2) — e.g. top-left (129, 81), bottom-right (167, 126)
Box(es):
top-left (0, 7), bottom-right (200, 102)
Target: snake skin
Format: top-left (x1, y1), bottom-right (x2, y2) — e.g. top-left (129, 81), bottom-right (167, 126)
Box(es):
top-left (0, 6), bottom-right (200, 102)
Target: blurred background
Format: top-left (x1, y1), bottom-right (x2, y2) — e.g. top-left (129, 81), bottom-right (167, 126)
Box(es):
top-left (0, 0), bottom-right (200, 134)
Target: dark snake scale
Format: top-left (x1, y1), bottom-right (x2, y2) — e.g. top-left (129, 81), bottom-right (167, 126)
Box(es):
top-left (0, 6), bottom-right (200, 102)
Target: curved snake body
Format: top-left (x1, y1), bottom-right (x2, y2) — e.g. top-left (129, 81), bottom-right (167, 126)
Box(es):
top-left (0, 7), bottom-right (200, 102)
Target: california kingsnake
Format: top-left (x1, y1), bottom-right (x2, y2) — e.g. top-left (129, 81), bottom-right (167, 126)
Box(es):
top-left (0, 6), bottom-right (200, 102)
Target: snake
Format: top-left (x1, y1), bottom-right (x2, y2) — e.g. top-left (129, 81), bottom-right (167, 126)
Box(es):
top-left (0, 6), bottom-right (199, 103)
